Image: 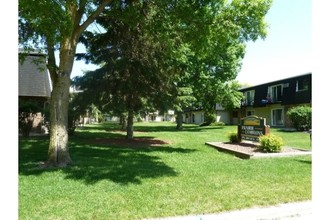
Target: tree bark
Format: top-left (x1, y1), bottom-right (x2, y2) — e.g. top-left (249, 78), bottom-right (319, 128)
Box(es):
top-left (127, 110), bottom-right (134, 139)
top-left (45, 74), bottom-right (73, 167)
top-left (44, 38), bottom-right (77, 168)
top-left (19, 0), bottom-right (114, 168)
top-left (120, 113), bottom-right (127, 130)
top-left (176, 111), bottom-right (183, 130)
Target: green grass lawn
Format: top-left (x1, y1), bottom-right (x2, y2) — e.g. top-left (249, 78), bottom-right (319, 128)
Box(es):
top-left (19, 122), bottom-right (311, 220)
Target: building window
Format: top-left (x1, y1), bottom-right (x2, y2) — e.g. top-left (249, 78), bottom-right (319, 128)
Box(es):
top-left (271, 108), bottom-right (284, 126)
top-left (243, 90), bottom-right (255, 106)
top-left (268, 84), bottom-right (283, 103)
top-left (296, 79), bottom-right (309, 92)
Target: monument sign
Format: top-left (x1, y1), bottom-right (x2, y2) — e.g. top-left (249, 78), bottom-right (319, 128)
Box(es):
top-left (238, 115), bottom-right (270, 142)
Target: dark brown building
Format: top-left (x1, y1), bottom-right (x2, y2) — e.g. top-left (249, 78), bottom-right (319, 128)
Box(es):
top-left (231, 73), bottom-right (312, 127)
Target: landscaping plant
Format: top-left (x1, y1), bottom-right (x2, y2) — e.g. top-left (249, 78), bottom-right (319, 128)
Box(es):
top-left (259, 134), bottom-right (284, 153)
top-left (227, 131), bottom-right (240, 143)
top-left (287, 106), bottom-right (312, 131)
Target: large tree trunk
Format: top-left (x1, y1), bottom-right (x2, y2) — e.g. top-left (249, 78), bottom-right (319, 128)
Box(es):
top-left (35, 1), bottom-right (113, 168)
top-left (45, 75), bottom-right (73, 167)
top-left (176, 111), bottom-right (183, 130)
top-left (44, 39), bottom-right (77, 168)
top-left (127, 110), bottom-right (134, 139)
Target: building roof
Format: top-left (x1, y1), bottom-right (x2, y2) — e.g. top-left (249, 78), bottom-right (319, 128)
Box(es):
top-left (19, 53), bottom-right (52, 98)
top-left (239, 72), bottom-right (312, 90)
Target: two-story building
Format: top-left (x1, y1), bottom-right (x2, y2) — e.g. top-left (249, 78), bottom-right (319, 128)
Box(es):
top-left (233, 73), bottom-right (312, 127)
top-left (183, 103), bottom-right (231, 125)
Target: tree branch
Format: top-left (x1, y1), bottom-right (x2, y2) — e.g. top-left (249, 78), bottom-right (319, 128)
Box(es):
top-left (76, 0), bottom-right (113, 37)
top-left (46, 41), bottom-right (58, 85)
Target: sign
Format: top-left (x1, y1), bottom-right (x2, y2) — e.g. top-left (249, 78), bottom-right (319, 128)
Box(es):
top-left (238, 115), bottom-right (270, 142)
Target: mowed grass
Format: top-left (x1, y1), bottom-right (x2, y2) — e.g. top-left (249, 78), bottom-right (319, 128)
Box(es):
top-left (19, 122), bottom-right (312, 220)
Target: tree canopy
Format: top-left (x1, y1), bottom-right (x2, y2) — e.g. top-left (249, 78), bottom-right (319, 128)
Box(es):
top-left (19, 0), bottom-right (272, 165)
top-left (75, 0), bottom-right (272, 132)
top-left (19, 0), bottom-right (114, 167)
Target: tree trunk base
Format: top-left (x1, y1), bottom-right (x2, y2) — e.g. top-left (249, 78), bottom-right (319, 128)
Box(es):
top-left (39, 158), bottom-right (73, 169)
top-left (176, 124), bottom-right (183, 130)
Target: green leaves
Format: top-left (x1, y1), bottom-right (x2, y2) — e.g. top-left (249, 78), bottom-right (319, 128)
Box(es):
top-left (19, 0), bottom-right (71, 46)
top-left (74, 0), bottom-right (272, 121)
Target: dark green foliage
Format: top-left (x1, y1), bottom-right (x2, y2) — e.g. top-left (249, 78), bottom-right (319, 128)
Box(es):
top-left (200, 112), bottom-right (216, 126)
top-left (227, 132), bottom-right (240, 143)
top-left (205, 112), bottom-right (216, 124)
top-left (68, 108), bottom-right (77, 136)
top-left (287, 106), bottom-right (312, 131)
top-left (75, 0), bottom-right (272, 134)
top-left (19, 99), bottom-right (44, 137)
top-left (259, 134), bottom-right (284, 153)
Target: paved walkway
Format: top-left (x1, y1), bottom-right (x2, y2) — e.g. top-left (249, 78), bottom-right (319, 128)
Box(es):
top-left (144, 201), bottom-right (312, 220)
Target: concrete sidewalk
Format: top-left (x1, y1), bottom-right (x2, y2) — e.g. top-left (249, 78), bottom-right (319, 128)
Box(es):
top-left (144, 201), bottom-right (312, 220)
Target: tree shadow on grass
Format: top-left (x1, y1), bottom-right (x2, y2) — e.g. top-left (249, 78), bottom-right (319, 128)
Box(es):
top-left (79, 122), bottom-right (226, 134)
top-left (295, 158), bottom-right (312, 165)
top-left (19, 136), bottom-right (196, 185)
top-left (134, 124), bottom-right (225, 133)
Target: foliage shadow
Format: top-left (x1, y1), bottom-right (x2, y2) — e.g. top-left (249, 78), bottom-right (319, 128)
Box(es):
top-left (19, 135), bottom-right (196, 185)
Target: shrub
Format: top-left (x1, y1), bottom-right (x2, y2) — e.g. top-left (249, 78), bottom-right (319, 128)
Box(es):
top-left (212, 121), bottom-right (226, 126)
top-left (227, 132), bottom-right (240, 143)
top-left (287, 106), bottom-right (312, 131)
top-left (259, 134), bottom-right (284, 153)
top-left (200, 112), bottom-right (216, 126)
top-left (19, 99), bottom-right (43, 137)
top-left (68, 108), bottom-right (79, 136)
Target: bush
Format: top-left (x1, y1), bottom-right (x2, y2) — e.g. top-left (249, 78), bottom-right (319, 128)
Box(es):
top-left (287, 106), bottom-right (311, 131)
top-left (68, 108), bottom-right (78, 136)
top-left (227, 132), bottom-right (240, 143)
top-left (259, 134), bottom-right (284, 153)
top-left (19, 99), bottom-right (43, 137)
top-left (212, 121), bottom-right (226, 126)
top-left (200, 112), bottom-right (216, 126)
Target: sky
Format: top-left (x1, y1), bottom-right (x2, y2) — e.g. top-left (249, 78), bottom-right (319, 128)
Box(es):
top-left (236, 0), bottom-right (312, 86)
top-left (70, 0), bottom-right (312, 87)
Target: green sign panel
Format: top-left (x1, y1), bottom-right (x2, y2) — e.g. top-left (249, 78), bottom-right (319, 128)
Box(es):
top-left (238, 115), bottom-right (270, 142)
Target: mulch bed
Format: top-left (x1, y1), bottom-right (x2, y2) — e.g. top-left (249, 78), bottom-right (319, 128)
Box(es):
top-left (205, 142), bottom-right (311, 159)
top-left (90, 137), bottom-right (171, 148)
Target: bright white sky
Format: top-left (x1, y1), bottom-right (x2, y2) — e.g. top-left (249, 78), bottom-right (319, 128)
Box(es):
top-left (71, 0), bottom-right (312, 87)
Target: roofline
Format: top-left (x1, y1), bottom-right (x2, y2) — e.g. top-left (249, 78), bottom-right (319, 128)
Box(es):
top-left (18, 48), bottom-right (47, 56)
top-left (239, 72), bottom-right (312, 90)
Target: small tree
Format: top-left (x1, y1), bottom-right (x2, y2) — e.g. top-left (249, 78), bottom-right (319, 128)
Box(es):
top-left (287, 106), bottom-right (312, 131)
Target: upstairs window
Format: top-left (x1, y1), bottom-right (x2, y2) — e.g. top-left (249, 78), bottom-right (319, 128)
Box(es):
top-left (242, 90), bottom-right (255, 106)
top-left (268, 84), bottom-right (283, 103)
top-left (296, 79), bottom-right (309, 92)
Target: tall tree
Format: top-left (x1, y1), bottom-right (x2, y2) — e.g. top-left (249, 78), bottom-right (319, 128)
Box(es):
top-left (19, 0), bottom-right (113, 167)
top-left (76, 0), bottom-right (272, 132)
top-left (158, 0), bottom-right (272, 129)
top-left (76, 0), bottom-right (177, 139)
